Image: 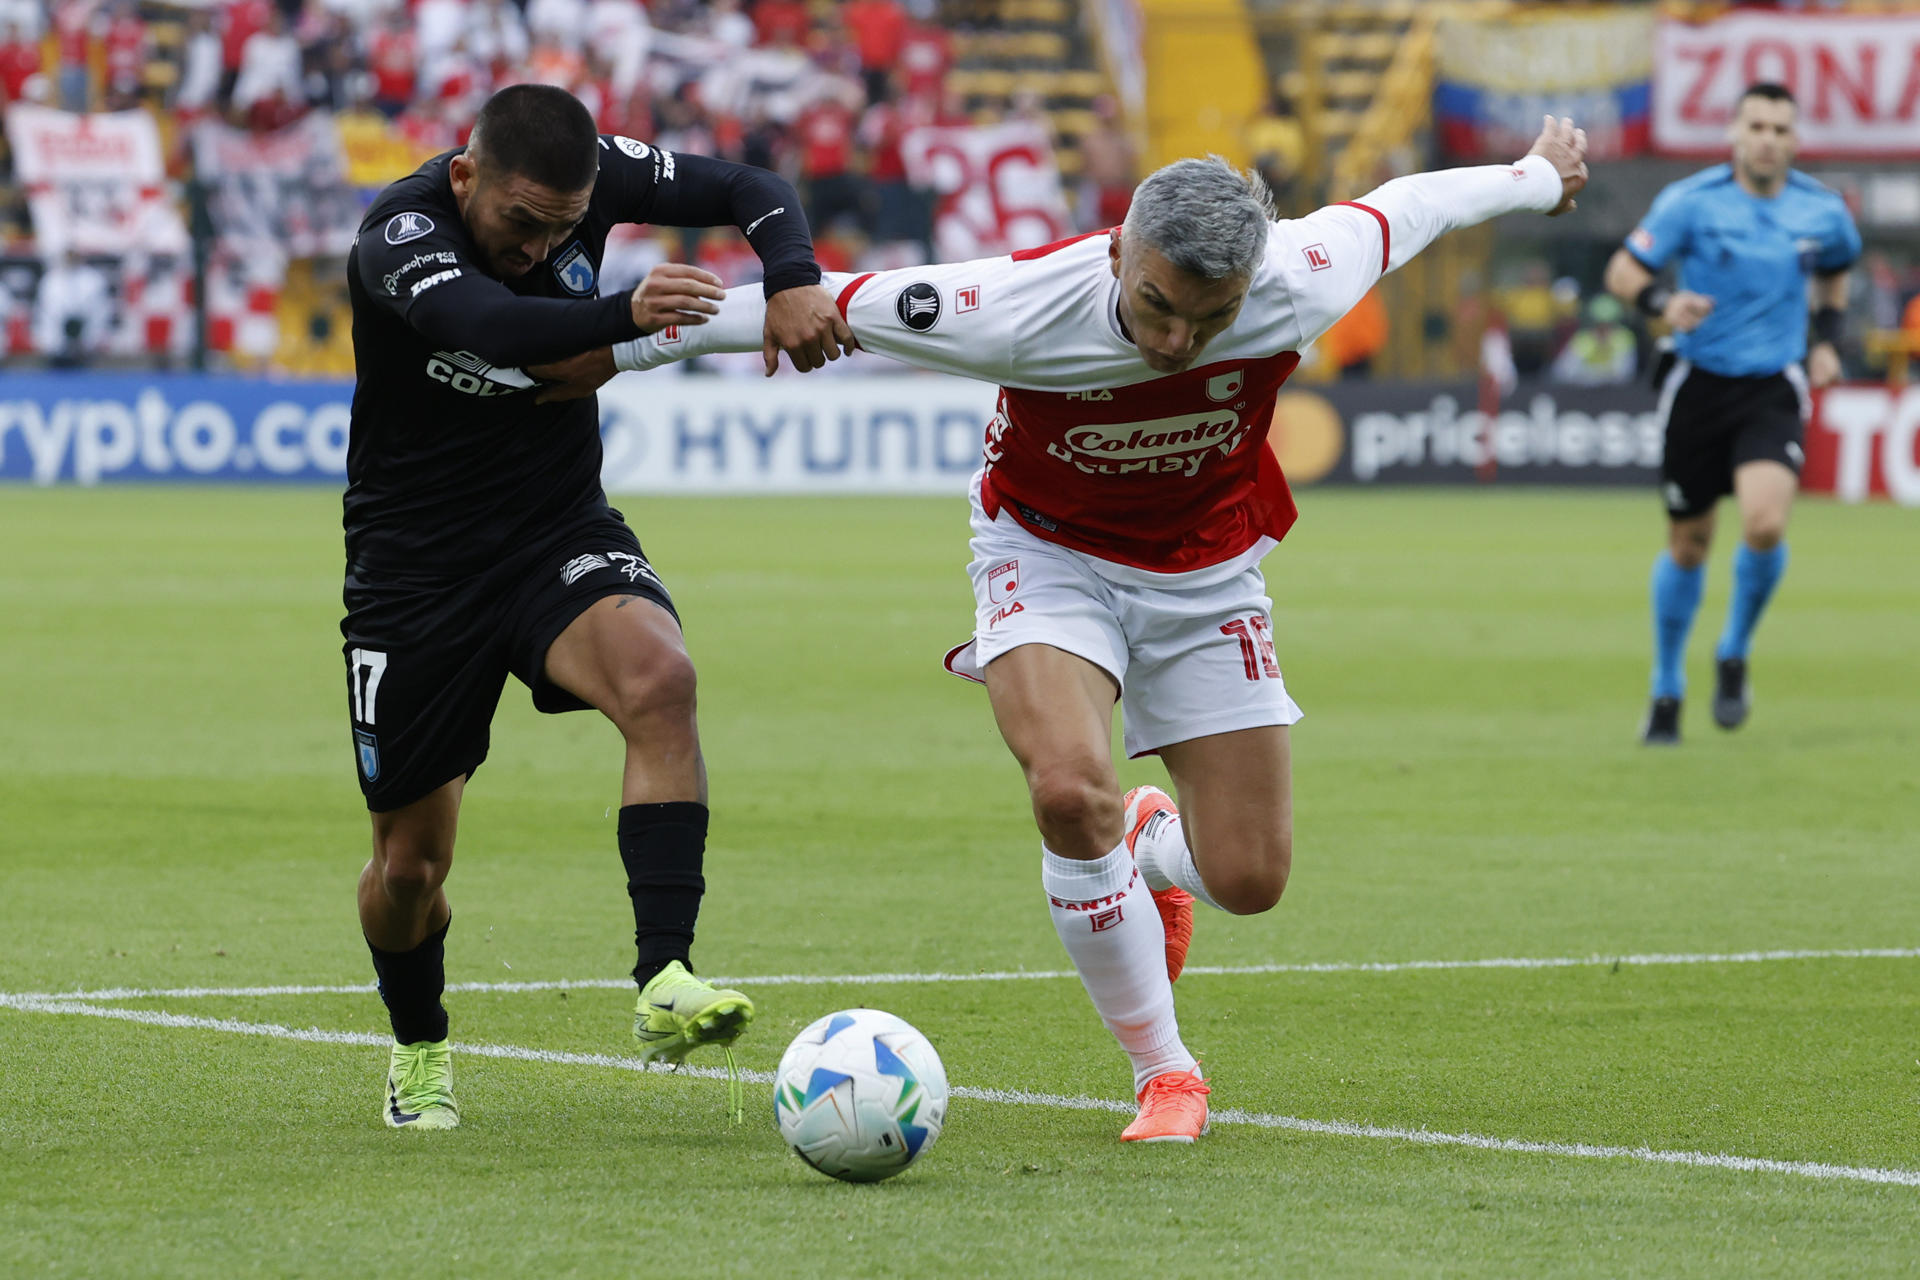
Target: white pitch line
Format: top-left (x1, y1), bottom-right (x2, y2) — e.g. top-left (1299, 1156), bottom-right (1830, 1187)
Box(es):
top-left (7, 995), bottom-right (1918, 1189)
top-left (13, 945), bottom-right (1920, 1004)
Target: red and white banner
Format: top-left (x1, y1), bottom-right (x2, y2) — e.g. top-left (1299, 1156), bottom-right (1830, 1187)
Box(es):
top-left (2, 106), bottom-right (188, 256)
top-left (1654, 13), bottom-right (1920, 157)
top-left (899, 120), bottom-right (1073, 262)
top-left (1805, 384), bottom-right (1920, 505)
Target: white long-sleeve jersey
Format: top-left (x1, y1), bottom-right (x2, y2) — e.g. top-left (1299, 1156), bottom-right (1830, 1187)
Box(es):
top-left (617, 156), bottom-right (1566, 575)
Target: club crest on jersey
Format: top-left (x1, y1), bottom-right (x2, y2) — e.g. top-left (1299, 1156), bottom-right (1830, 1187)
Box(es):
top-left (385, 211), bottom-right (434, 245)
top-left (987, 559), bottom-right (1020, 604)
top-left (354, 730), bottom-right (380, 781)
top-left (553, 242), bottom-right (595, 296)
top-left (896, 281), bottom-right (941, 331)
top-left (1206, 370), bottom-right (1245, 402)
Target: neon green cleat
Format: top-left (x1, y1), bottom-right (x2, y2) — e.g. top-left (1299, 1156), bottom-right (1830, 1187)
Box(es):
top-left (632, 961), bottom-right (754, 1065)
top-left (384, 1039), bottom-right (459, 1130)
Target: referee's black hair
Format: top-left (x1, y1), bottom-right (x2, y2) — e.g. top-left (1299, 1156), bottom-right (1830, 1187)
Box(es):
top-left (469, 85), bottom-right (600, 192)
top-left (1740, 82), bottom-right (1796, 109)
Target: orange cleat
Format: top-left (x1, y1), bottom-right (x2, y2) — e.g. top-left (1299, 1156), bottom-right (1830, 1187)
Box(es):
top-left (1120, 1068), bottom-right (1210, 1143)
top-left (1122, 786), bottom-right (1195, 982)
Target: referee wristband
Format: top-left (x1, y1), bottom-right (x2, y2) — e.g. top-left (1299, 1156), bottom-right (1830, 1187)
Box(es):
top-left (1635, 283), bottom-right (1673, 319)
top-left (1811, 306), bottom-right (1845, 347)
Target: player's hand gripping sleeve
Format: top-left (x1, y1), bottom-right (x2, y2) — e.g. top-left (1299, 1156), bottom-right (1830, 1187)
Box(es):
top-left (1280, 154), bottom-right (1565, 346)
top-left (616, 261), bottom-right (1018, 381)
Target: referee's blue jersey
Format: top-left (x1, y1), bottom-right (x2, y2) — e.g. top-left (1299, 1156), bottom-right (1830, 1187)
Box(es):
top-left (1625, 165), bottom-right (1860, 379)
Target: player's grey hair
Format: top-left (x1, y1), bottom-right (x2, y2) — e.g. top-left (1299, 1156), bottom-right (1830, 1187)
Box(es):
top-left (1122, 156), bottom-right (1276, 282)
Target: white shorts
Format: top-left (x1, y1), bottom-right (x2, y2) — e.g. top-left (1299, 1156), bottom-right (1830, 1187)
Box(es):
top-left (944, 490), bottom-right (1304, 758)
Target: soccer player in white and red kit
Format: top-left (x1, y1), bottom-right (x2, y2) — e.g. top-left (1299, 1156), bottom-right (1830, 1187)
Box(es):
top-left (585, 117), bottom-right (1588, 1143)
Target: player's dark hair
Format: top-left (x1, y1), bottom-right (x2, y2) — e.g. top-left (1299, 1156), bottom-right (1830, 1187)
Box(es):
top-left (1740, 82), bottom-right (1796, 109)
top-left (469, 85), bottom-right (600, 192)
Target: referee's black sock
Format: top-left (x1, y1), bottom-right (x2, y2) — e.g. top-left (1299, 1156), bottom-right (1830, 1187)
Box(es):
top-left (367, 915), bottom-right (451, 1045)
top-left (619, 802), bottom-right (708, 989)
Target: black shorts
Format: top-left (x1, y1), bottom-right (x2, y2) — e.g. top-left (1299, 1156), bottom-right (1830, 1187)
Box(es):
top-left (1655, 357), bottom-right (1808, 519)
top-left (340, 509), bottom-right (677, 812)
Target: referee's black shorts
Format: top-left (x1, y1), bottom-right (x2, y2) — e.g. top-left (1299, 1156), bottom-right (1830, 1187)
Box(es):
top-left (1653, 355), bottom-right (1809, 520)
top-left (339, 509), bottom-right (678, 813)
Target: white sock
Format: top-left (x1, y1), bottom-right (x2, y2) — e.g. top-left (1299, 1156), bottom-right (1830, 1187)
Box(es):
top-left (1042, 842), bottom-right (1196, 1094)
top-left (1133, 812), bottom-right (1224, 912)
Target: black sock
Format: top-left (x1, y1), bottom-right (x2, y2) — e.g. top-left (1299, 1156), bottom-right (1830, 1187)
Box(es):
top-left (619, 802), bottom-right (708, 988)
top-left (367, 916), bottom-right (450, 1045)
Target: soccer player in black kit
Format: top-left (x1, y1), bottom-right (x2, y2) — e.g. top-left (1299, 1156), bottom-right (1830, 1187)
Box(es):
top-left (343, 85), bottom-right (851, 1129)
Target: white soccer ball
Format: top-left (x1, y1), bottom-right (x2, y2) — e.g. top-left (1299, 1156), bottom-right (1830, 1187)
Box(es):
top-left (773, 1008), bottom-right (949, 1183)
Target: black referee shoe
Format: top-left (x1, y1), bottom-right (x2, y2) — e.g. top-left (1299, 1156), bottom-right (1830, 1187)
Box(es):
top-left (1713, 658), bottom-right (1750, 730)
top-left (1641, 696), bottom-right (1681, 746)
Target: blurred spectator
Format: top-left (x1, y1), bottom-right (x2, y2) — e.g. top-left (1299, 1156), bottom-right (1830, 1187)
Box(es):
top-left (33, 248), bottom-right (113, 367)
top-left (220, 0), bottom-right (275, 104)
top-left (231, 3), bottom-right (305, 127)
top-left (753, 0), bottom-right (810, 51)
top-left (101, 0), bottom-right (148, 109)
top-left (1903, 290), bottom-right (1920, 357)
top-left (174, 8), bottom-right (224, 115)
top-left (1497, 260), bottom-right (1559, 377)
top-left (706, 0), bottom-right (756, 48)
top-left (1076, 95), bottom-right (1135, 231)
top-left (414, 0), bottom-right (467, 68)
top-left (52, 0), bottom-right (93, 112)
top-left (0, 0), bottom-right (44, 40)
top-left (1550, 294), bottom-right (1637, 385)
top-left (841, 0), bottom-right (906, 106)
top-left (1313, 284), bottom-right (1387, 380)
top-left (525, 0), bottom-right (587, 51)
top-left (895, 19), bottom-right (949, 102)
top-left (0, 19), bottom-right (40, 103)
top-left (584, 0), bottom-right (651, 98)
top-left (366, 7), bottom-right (417, 115)
top-left (469, 0), bottom-right (529, 79)
top-left (796, 80), bottom-right (866, 235)
top-left (859, 83), bottom-right (931, 253)
top-left (1246, 91), bottom-right (1305, 215)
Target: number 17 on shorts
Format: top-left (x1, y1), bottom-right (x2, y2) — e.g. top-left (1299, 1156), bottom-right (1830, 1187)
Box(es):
top-left (348, 647), bottom-right (388, 781)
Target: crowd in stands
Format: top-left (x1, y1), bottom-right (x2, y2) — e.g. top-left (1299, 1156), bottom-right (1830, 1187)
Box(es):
top-left (1, 0), bottom-right (1147, 367)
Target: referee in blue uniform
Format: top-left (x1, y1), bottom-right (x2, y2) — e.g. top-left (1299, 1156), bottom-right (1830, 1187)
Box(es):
top-left (1605, 82), bottom-right (1860, 745)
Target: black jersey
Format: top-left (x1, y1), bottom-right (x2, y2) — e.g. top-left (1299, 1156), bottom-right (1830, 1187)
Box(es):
top-left (343, 135), bottom-right (818, 575)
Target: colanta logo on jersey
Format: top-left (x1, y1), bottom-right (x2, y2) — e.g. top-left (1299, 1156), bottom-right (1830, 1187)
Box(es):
top-left (1050, 410), bottom-right (1246, 476)
top-left (896, 282), bottom-right (941, 331)
top-left (385, 211), bottom-right (435, 245)
top-left (552, 242), bottom-right (595, 296)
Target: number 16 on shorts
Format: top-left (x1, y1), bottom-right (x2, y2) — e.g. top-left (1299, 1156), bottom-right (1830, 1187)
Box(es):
top-left (1220, 616), bottom-right (1279, 681)
top-left (348, 648), bottom-right (388, 779)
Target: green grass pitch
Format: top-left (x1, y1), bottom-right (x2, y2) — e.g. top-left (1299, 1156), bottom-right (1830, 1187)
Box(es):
top-left (2, 485), bottom-right (1917, 1278)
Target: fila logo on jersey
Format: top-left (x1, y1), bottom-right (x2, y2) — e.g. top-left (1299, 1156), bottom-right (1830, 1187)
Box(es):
top-left (385, 211), bottom-right (434, 245)
top-left (1064, 389), bottom-right (1113, 401)
top-left (956, 285), bottom-right (980, 313)
top-left (1303, 243), bottom-right (1331, 271)
top-left (987, 559), bottom-right (1019, 604)
top-left (1206, 370), bottom-right (1244, 402)
top-left (553, 242), bottom-right (595, 296)
top-left (896, 281), bottom-right (941, 331)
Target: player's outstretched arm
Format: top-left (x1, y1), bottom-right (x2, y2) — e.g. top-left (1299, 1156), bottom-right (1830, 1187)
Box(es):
top-left (1280, 117), bottom-right (1585, 346)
